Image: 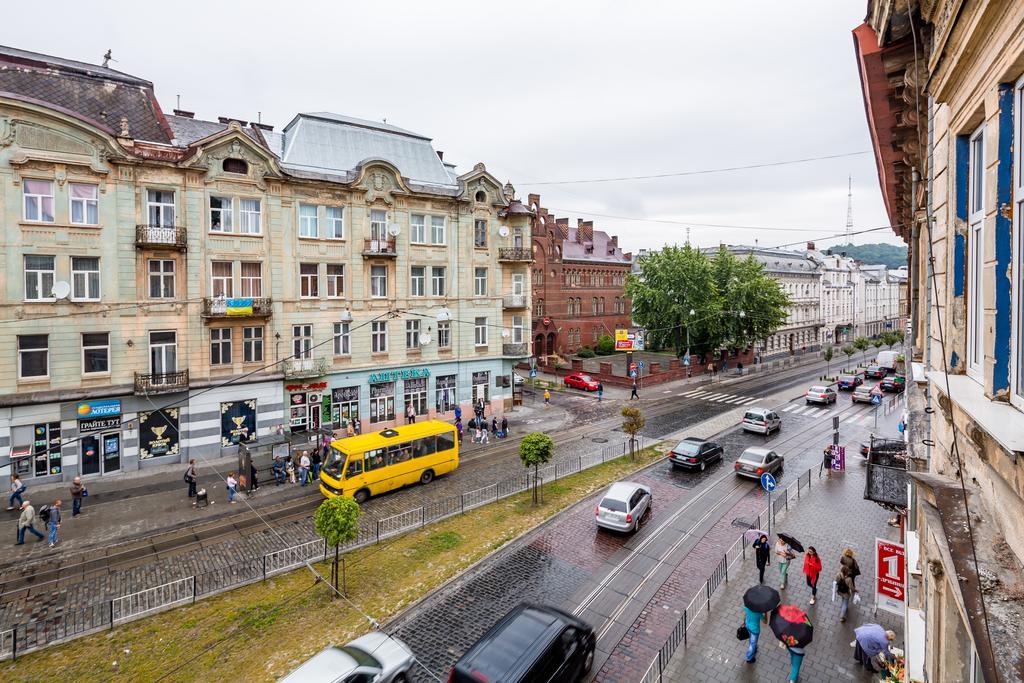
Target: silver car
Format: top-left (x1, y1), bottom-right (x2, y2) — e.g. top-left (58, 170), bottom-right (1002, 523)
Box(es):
top-left (740, 408), bottom-right (782, 435)
top-left (279, 631), bottom-right (414, 683)
top-left (595, 481), bottom-right (652, 533)
top-left (733, 446), bottom-right (784, 480)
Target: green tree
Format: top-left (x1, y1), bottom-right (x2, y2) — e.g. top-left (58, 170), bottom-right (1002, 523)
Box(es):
top-left (519, 432), bottom-right (554, 504)
top-left (872, 338), bottom-right (884, 355)
top-left (621, 406), bottom-right (645, 458)
top-left (595, 335), bottom-right (615, 356)
top-left (823, 345), bottom-right (834, 376)
top-left (879, 331), bottom-right (896, 349)
top-left (842, 344), bottom-right (856, 369)
top-left (853, 336), bottom-right (871, 364)
top-left (313, 496), bottom-right (361, 597)
top-left (711, 248), bottom-right (790, 351)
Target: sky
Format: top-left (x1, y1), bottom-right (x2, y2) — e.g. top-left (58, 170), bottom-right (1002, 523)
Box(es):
top-left (3, 0), bottom-right (897, 254)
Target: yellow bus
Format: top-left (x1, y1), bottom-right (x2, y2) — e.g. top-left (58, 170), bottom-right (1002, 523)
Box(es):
top-left (319, 420), bottom-right (459, 503)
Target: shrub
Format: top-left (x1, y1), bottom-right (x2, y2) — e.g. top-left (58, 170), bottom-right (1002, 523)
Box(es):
top-left (576, 346), bottom-right (596, 358)
top-left (595, 335), bottom-right (615, 355)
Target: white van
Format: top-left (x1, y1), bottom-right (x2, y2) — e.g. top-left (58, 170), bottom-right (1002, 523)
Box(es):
top-left (875, 351), bottom-right (898, 372)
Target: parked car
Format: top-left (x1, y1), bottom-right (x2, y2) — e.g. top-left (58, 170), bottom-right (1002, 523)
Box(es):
top-left (734, 446), bottom-right (784, 479)
top-left (837, 374), bottom-right (863, 390)
top-left (595, 481), bottom-right (652, 533)
top-left (280, 632), bottom-right (414, 683)
top-left (563, 373), bottom-right (599, 391)
top-left (852, 384), bottom-right (883, 404)
top-left (804, 385), bottom-right (837, 405)
top-left (875, 350), bottom-right (899, 372)
top-left (864, 364), bottom-right (887, 379)
top-left (668, 437), bottom-right (723, 471)
top-left (513, 372), bottom-right (526, 386)
top-left (449, 603), bottom-right (596, 683)
top-left (740, 407), bottom-right (782, 435)
top-left (879, 376), bottom-right (905, 393)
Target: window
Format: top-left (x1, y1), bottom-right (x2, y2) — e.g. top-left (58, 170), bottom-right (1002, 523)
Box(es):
top-left (240, 262), bottom-right (262, 297)
top-left (24, 255), bottom-right (55, 301)
top-left (474, 219), bottom-right (487, 247)
top-left (475, 317), bottom-right (488, 347)
top-left (210, 196), bottom-right (233, 232)
top-left (431, 266), bottom-right (446, 297)
top-left (24, 179), bottom-right (55, 222)
top-left (149, 259), bottom-right (176, 299)
top-left (210, 328), bottom-right (232, 365)
top-left (371, 265), bottom-right (388, 298)
top-left (371, 321), bottom-right (388, 353)
top-left (82, 332), bottom-right (110, 375)
top-left (223, 158), bottom-right (248, 174)
top-left (593, 327), bottom-right (600, 343)
top-left (410, 266), bottom-right (425, 297)
top-left (147, 189), bottom-right (175, 227)
top-left (592, 297), bottom-right (599, 315)
top-left (431, 215), bottom-right (446, 245)
top-left (410, 214), bottom-right (426, 243)
top-left (326, 264), bottom-right (345, 298)
top-left (18, 334), bottom-right (48, 379)
top-left (239, 198), bottom-right (261, 234)
top-left (436, 374), bottom-right (457, 412)
top-left (333, 322), bottom-right (350, 355)
top-left (71, 257), bottom-right (101, 301)
top-left (149, 331), bottom-right (177, 375)
top-left (437, 321), bottom-right (451, 349)
top-left (513, 316), bottom-right (525, 344)
top-left (299, 204), bottom-right (318, 238)
top-left (293, 324), bottom-right (313, 359)
top-left (369, 382), bottom-right (395, 423)
top-left (406, 319), bottom-right (421, 350)
top-left (243, 326), bottom-right (264, 363)
top-left (69, 184), bottom-right (98, 225)
top-left (404, 378), bottom-right (427, 417)
top-left (370, 210), bottom-right (388, 241)
top-left (474, 268), bottom-right (487, 296)
top-left (326, 206), bottom-right (344, 239)
top-left (967, 124), bottom-right (985, 381)
top-left (536, 298), bottom-right (544, 316)
top-left (300, 263), bottom-right (319, 298)
top-left (211, 261), bottom-right (233, 297)
top-left (512, 273), bottom-right (524, 296)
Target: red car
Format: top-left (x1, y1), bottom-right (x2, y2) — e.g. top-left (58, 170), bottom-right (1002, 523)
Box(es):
top-left (564, 373), bottom-right (600, 391)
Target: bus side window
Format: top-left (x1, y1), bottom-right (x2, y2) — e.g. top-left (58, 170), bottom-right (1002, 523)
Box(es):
top-left (388, 443), bottom-right (412, 466)
top-left (436, 432), bottom-right (455, 453)
top-left (364, 448), bottom-right (386, 471)
top-left (415, 436), bottom-right (436, 458)
top-left (345, 457), bottom-right (362, 479)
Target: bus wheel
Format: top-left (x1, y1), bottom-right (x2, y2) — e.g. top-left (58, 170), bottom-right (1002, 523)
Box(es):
top-left (420, 469), bottom-right (435, 485)
top-left (353, 488), bottom-right (370, 504)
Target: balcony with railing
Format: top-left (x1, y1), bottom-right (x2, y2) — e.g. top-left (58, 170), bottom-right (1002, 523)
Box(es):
top-left (502, 294), bottom-right (528, 310)
top-left (283, 357), bottom-right (330, 379)
top-left (135, 225), bottom-right (187, 250)
top-left (362, 238), bottom-right (397, 257)
top-left (201, 297), bottom-right (273, 319)
top-left (498, 247), bottom-right (533, 262)
top-left (503, 342), bottom-right (529, 357)
top-left (134, 369), bottom-right (189, 395)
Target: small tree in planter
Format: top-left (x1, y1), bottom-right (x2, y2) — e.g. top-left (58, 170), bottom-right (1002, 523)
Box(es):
top-left (853, 336), bottom-right (871, 365)
top-left (621, 406), bottom-right (645, 459)
top-left (314, 496), bottom-right (361, 597)
top-left (519, 432), bottom-right (554, 504)
top-left (823, 345), bottom-right (834, 378)
top-left (842, 344), bottom-right (856, 371)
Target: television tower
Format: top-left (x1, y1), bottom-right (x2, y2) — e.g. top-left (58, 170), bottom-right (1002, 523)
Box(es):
top-left (845, 175), bottom-right (853, 245)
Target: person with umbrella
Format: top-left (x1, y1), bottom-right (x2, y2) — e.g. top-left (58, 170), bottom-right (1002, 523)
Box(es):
top-left (770, 604), bottom-right (813, 682)
top-left (775, 533), bottom-right (801, 590)
top-left (853, 623), bottom-right (897, 672)
top-left (741, 585), bottom-right (780, 663)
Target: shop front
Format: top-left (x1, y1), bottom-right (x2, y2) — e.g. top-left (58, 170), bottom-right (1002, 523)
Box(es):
top-left (331, 386), bottom-right (360, 432)
top-left (77, 399), bottom-right (123, 476)
top-left (220, 398), bottom-right (258, 448)
top-left (138, 408), bottom-right (181, 460)
top-left (286, 381), bottom-right (328, 433)
top-left (9, 420), bottom-right (62, 479)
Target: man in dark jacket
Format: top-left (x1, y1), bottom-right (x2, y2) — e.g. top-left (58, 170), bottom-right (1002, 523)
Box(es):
top-left (753, 534), bottom-right (771, 584)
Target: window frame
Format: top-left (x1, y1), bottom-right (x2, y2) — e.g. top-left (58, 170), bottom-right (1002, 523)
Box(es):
top-left (239, 198), bottom-right (262, 235)
top-left (333, 322), bottom-right (351, 356)
top-left (474, 317), bottom-right (488, 347)
top-left (81, 332), bottom-right (110, 376)
top-left (71, 256), bottom-right (101, 302)
top-left (512, 315), bottom-right (525, 344)
top-left (17, 334), bottom-right (49, 380)
top-left (210, 327), bottom-right (232, 366)
top-left (292, 324), bottom-right (313, 359)
top-left (24, 255), bottom-right (56, 302)
top-left (210, 195), bottom-right (234, 233)
top-left (410, 214), bottom-right (426, 244)
top-left (410, 266), bottom-right (425, 297)
top-left (23, 179), bottom-right (55, 223)
top-left (69, 183), bottom-right (99, 226)
top-left (430, 215), bottom-right (446, 245)
top-left (147, 189), bottom-right (175, 228)
top-left (474, 218), bottom-right (487, 248)
top-left (370, 265), bottom-right (388, 298)
top-left (371, 321), bottom-right (388, 353)
top-left (243, 326), bottom-right (264, 363)
top-left (299, 204), bottom-right (319, 238)
top-left (967, 124), bottom-right (986, 382)
top-left (326, 264), bottom-right (345, 298)
top-left (431, 266), bottom-right (446, 297)
top-left (325, 206), bottom-right (345, 240)
top-left (211, 261), bottom-right (234, 298)
top-left (148, 259), bottom-right (176, 299)
top-left (370, 209), bottom-right (388, 241)
top-left (437, 321), bottom-right (451, 349)
top-left (474, 267), bottom-right (487, 297)
top-left (240, 261), bottom-right (263, 297)
top-left (406, 319), bottom-right (421, 350)
top-left (300, 263), bottom-right (320, 299)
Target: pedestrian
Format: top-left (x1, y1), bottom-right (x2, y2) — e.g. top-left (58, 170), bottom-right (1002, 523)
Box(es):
top-left (226, 472), bottom-right (238, 503)
top-left (286, 457), bottom-right (296, 484)
top-left (743, 605), bottom-right (766, 663)
top-left (454, 405), bottom-right (462, 422)
top-left (299, 451), bottom-right (311, 486)
top-left (16, 501), bottom-right (44, 544)
top-left (455, 417), bottom-right (464, 443)
top-left (753, 534), bottom-right (771, 584)
top-left (273, 456), bottom-right (286, 485)
top-left (491, 416), bottom-right (498, 435)
top-left (310, 449), bottom-right (321, 480)
top-left (544, 389), bottom-right (551, 405)
top-left (46, 499), bottom-right (62, 548)
top-left (630, 381), bottom-right (639, 400)
top-left (833, 565), bottom-right (856, 622)
top-left (345, 418), bottom-right (355, 437)
top-left (840, 547), bottom-right (862, 590)
top-left (786, 644), bottom-right (806, 682)
top-left (822, 446), bottom-right (834, 479)
top-left (481, 426), bottom-right (489, 445)
top-left (184, 459), bottom-right (198, 500)
top-left (8, 475), bottom-right (27, 510)
top-left (853, 624), bottom-right (897, 672)
top-left (775, 536), bottom-right (795, 590)
top-left (69, 476), bottom-right (85, 517)
top-left (474, 426), bottom-right (483, 444)
top-left (406, 402), bottom-right (416, 424)
top-left (501, 415), bottom-right (508, 436)
top-left (803, 546), bottom-right (822, 604)
top-left (597, 381), bottom-right (604, 402)
top-left (250, 462), bottom-right (259, 492)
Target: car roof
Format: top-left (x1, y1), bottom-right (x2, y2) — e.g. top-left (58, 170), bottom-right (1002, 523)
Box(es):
top-left (279, 646), bottom-right (358, 682)
top-left (740, 446), bottom-right (774, 459)
top-left (605, 481), bottom-right (644, 499)
top-left (678, 437), bottom-right (706, 445)
top-left (455, 604), bottom-right (581, 680)
top-left (744, 407), bottom-right (771, 415)
top-left (808, 385), bottom-right (828, 391)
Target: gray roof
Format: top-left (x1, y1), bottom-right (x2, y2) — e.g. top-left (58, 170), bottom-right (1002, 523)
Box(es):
top-left (275, 112), bottom-right (455, 188)
top-left (708, 245), bottom-right (820, 274)
top-left (166, 115), bottom-right (262, 147)
top-left (562, 228), bottom-right (631, 264)
top-left (0, 45), bottom-right (150, 86)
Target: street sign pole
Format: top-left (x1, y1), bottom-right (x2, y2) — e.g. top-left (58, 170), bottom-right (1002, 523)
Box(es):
top-left (760, 473), bottom-right (777, 537)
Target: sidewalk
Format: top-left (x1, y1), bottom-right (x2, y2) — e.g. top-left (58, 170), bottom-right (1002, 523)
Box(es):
top-left (660, 453), bottom-right (903, 681)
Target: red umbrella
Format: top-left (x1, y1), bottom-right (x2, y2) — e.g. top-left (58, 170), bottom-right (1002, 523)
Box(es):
top-left (770, 604), bottom-right (814, 648)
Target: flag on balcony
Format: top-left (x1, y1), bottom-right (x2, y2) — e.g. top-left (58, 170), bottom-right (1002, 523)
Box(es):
top-left (225, 298), bottom-right (253, 316)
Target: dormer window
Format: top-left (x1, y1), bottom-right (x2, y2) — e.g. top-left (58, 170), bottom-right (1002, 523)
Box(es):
top-left (475, 190), bottom-right (487, 203)
top-left (223, 158), bottom-right (248, 174)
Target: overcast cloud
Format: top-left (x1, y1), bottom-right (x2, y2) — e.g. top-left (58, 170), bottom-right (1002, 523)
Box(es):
top-left (4, 0), bottom-right (893, 253)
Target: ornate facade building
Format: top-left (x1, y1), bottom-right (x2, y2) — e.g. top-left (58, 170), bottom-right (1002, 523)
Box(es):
top-left (0, 46), bottom-right (531, 483)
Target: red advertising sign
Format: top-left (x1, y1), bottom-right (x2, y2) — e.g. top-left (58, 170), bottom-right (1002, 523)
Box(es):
top-left (875, 538), bottom-right (906, 615)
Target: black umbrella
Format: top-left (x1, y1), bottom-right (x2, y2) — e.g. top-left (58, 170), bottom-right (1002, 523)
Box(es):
top-left (743, 585), bottom-right (780, 613)
top-left (770, 604), bottom-right (814, 648)
top-left (778, 532), bottom-right (804, 553)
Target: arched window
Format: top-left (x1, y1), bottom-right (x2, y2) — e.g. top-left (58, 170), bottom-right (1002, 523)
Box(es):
top-left (222, 158), bottom-right (248, 174)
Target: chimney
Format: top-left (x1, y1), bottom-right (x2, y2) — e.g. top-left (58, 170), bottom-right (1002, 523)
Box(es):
top-left (218, 116), bottom-right (248, 126)
top-left (172, 109), bottom-right (195, 119)
top-left (436, 150), bottom-right (444, 161)
top-left (806, 241), bottom-right (815, 251)
top-left (527, 193), bottom-right (541, 208)
top-left (555, 217), bottom-right (570, 240)
top-left (252, 122), bottom-right (274, 132)
top-left (609, 235), bottom-right (618, 247)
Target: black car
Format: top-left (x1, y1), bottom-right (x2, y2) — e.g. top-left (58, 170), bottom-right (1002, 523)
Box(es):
top-left (450, 603), bottom-right (596, 683)
top-left (864, 365), bottom-right (887, 379)
top-left (668, 437), bottom-right (724, 472)
top-left (879, 376), bottom-right (905, 393)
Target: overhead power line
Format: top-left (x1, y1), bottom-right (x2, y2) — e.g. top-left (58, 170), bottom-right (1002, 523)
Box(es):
top-left (545, 208), bottom-right (870, 234)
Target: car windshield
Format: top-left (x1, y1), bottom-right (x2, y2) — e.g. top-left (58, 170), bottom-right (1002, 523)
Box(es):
top-left (600, 497), bottom-right (628, 512)
top-left (340, 645), bottom-right (381, 669)
top-left (808, 386), bottom-right (827, 393)
top-left (673, 441), bottom-right (701, 455)
top-left (744, 412), bottom-right (766, 422)
top-left (854, 386), bottom-right (869, 393)
top-left (578, 375), bottom-right (593, 382)
top-left (323, 446), bottom-right (345, 477)
top-left (742, 450), bottom-right (768, 464)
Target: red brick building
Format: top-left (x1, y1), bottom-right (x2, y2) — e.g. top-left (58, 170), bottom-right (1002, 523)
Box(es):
top-left (527, 194), bottom-right (633, 359)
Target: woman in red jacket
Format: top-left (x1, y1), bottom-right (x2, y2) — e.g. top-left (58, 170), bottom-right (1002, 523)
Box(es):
top-left (803, 546), bottom-right (823, 605)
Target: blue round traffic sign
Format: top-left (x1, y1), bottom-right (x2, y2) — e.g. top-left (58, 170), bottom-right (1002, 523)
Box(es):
top-left (637, 360), bottom-right (646, 369)
top-left (760, 473), bottom-right (777, 492)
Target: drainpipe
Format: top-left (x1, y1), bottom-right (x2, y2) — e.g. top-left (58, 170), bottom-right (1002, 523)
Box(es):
top-left (923, 95), bottom-right (935, 465)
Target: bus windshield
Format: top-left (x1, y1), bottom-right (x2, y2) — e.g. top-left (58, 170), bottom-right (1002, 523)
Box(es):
top-left (323, 446), bottom-right (346, 478)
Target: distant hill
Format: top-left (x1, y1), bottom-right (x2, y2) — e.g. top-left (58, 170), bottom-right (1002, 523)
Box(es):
top-left (827, 243), bottom-right (908, 269)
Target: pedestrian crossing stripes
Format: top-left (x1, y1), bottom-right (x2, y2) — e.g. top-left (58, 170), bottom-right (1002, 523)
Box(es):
top-left (679, 389), bottom-right (761, 406)
top-left (778, 404), bottom-right (832, 418)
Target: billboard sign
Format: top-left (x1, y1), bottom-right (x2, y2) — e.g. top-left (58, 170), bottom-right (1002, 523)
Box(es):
top-left (615, 328), bottom-right (646, 351)
top-left (875, 538), bottom-right (906, 615)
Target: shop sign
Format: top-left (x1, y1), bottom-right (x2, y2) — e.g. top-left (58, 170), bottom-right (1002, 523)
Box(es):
top-left (285, 381), bottom-right (327, 392)
top-left (368, 368), bottom-right (430, 383)
top-left (139, 408), bottom-right (180, 459)
top-left (77, 399), bottom-right (122, 419)
top-left (614, 328), bottom-right (646, 351)
top-left (221, 399), bottom-right (257, 447)
top-left (79, 415), bottom-right (122, 434)
top-left (332, 386), bottom-right (359, 403)
top-left (875, 538), bottom-right (906, 615)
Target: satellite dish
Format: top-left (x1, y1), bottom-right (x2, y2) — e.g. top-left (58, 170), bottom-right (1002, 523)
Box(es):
top-left (501, 328), bottom-right (511, 339)
top-left (51, 281), bottom-right (71, 300)
top-left (388, 223), bottom-right (401, 237)
top-left (339, 308), bottom-right (354, 323)
top-left (436, 308), bottom-right (452, 322)
top-left (498, 226), bottom-right (510, 238)
top-left (419, 333), bottom-right (433, 346)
